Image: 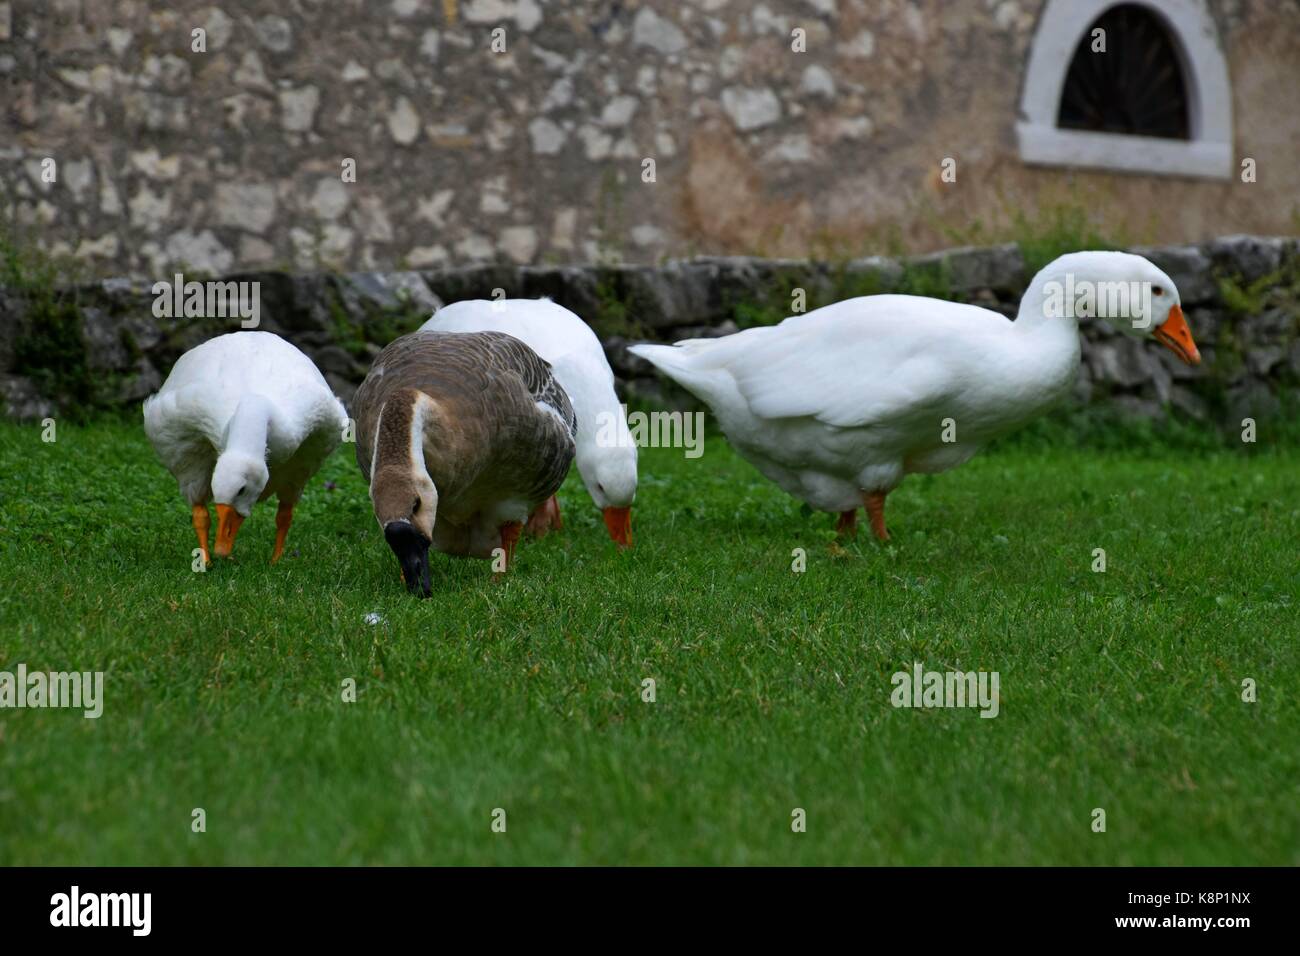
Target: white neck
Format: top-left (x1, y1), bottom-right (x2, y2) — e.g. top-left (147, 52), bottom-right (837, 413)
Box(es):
top-left (969, 267), bottom-right (1086, 427)
top-left (1014, 279), bottom-right (1081, 334)
top-left (225, 395), bottom-right (274, 457)
top-left (556, 355), bottom-right (618, 441)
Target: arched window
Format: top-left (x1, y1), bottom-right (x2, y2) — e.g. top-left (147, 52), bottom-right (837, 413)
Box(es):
top-left (1016, 0), bottom-right (1232, 179)
top-left (1057, 4), bottom-right (1190, 140)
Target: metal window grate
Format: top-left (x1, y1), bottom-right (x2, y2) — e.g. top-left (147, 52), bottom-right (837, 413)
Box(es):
top-left (1057, 3), bottom-right (1191, 140)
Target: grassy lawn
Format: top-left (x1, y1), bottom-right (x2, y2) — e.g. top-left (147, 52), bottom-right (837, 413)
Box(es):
top-left (0, 418), bottom-right (1296, 865)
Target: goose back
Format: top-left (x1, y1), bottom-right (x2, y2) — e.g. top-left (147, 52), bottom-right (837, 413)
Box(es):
top-left (353, 331), bottom-right (576, 519)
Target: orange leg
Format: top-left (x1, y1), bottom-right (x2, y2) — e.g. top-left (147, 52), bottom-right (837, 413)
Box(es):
top-left (192, 503), bottom-right (211, 565)
top-left (863, 491), bottom-right (890, 541)
top-left (271, 499), bottom-right (295, 564)
top-left (525, 502), bottom-right (547, 537)
top-left (835, 509), bottom-right (858, 538)
top-left (498, 520), bottom-right (523, 571)
top-left (525, 495), bottom-right (562, 537)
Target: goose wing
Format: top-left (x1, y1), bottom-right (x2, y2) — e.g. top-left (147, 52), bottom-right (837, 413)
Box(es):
top-left (651, 296), bottom-right (1011, 430)
top-left (474, 330), bottom-right (578, 438)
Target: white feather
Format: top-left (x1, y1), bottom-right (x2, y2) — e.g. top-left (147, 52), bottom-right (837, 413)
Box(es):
top-left (143, 331), bottom-right (348, 508)
top-left (422, 298), bottom-right (637, 509)
top-left (630, 251), bottom-right (1183, 514)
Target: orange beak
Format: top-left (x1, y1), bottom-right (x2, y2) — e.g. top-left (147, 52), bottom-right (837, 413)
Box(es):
top-left (213, 504), bottom-right (245, 558)
top-left (602, 506), bottom-right (632, 548)
top-left (1154, 304), bottom-right (1201, 365)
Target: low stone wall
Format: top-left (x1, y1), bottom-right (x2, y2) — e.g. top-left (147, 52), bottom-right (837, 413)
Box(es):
top-left (1, 235), bottom-right (1296, 425)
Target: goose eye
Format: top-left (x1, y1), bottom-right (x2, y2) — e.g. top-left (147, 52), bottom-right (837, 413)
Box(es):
top-left (1152, 285), bottom-right (1164, 297)
top-left (237, 485), bottom-right (247, 497)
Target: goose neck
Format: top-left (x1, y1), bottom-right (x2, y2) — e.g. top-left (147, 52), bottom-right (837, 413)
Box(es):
top-left (374, 388), bottom-right (433, 479)
top-left (225, 395), bottom-right (275, 456)
top-left (1015, 282), bottom-right (1081, 335)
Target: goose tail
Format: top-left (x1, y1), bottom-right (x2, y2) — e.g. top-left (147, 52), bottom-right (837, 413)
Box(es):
top-left (628, 341), bottom-right (730, 405)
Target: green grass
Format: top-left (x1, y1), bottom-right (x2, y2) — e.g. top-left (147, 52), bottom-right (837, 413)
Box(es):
top-left (0, 421), bottom-right (1297, 865)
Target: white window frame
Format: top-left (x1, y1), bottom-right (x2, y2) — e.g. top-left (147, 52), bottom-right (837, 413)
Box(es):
top-left (1016, 0), bottom-right (1233, 180)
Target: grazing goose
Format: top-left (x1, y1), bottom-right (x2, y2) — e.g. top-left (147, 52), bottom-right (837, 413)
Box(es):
top-left (143, 331), bottom-right (348, 564)
top-left (421, 298), bottom-right (638, 547)
top-left (352, 330), bottom-right (576, 596)
top-left (630, 251), bottom-right (1201, 540)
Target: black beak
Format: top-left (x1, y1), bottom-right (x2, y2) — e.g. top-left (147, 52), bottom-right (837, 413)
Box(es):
top-left (384, 521), bottom-right (431, 597)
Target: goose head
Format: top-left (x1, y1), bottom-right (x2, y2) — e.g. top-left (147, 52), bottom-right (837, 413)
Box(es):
top-left (580, 446), bottom-right (637, 548)
top-left (1028, 251), bottom-right (1201, 365)
top-left (371, 465), bottom-right (437, 597)
top-left (211, 451), bottom-right (269, 558)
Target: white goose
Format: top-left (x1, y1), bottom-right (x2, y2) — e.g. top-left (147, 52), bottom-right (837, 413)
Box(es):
top-left (630, 251), bottom-right (1201, 539)
top-left (143, 331), bottom-right (348, 563)
top-left (422, 298), bottom-right (637, 547)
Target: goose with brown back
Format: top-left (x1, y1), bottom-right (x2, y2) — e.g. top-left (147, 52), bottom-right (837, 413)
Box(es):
top-left (353, 330), bottom-right (577, 596)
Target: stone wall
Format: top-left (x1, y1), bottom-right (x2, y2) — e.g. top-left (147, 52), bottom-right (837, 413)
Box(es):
top-left (2, 1), bottom-right (1299, 278)
top-left (2, 235), bottom-right (1296, 427)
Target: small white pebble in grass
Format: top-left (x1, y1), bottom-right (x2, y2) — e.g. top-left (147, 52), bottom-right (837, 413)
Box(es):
top-left (1241, 678), bottom-right (1257, 703)
top-left (364, 612), bottom-right (384, 626)
top-left (993, 535), bottom-right (1009, 546)
top-left (791, 808), bottom-right (806, 833)
top-left (191, 808), bottom-right (206, 833)
top-left (1091, 808), bottom-right (1106, 833)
